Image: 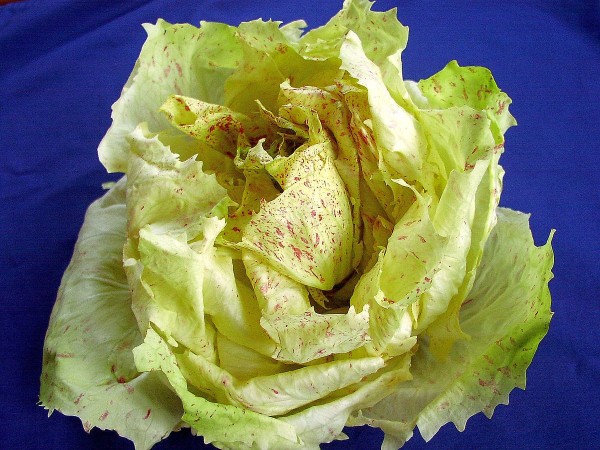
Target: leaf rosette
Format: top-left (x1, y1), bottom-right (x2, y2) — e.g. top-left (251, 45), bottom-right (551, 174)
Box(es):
top-left (40, 1), bottom-right (554, 449)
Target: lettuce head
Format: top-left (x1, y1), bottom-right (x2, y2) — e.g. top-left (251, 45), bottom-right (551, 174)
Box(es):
top-left (40, 1), bottom-right (554, 449)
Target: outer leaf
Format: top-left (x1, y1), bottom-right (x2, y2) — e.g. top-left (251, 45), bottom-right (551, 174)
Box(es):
top-left (418, 60), bottom-right (517, 143)
top-left (132, 225), bottom-right (219, 361)
top-left (99, 20), bottom-right (243, 172)
top-left (133, 327), bottom-right (303, 449)
top-left (419, 208), bottom-right (554, 438)
top-left (282, 354), bottom-right (413, 448)
top-left (175, 344), bottom-right (385, 416)
top-left (40, 179), bottom-right (182, 450)
top-left (410, 62), bottom-right (514, 350)
top-left (124, 123), bottom-right (229, 242)
top-left (354, 208), bottom-right (554, 447)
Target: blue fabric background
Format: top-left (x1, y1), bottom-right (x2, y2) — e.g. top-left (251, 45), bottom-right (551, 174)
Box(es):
top-left (1, 1), bottom-right (598, 448)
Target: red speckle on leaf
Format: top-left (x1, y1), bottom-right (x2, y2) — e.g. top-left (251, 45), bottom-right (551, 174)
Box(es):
top-left (292, 246), bottom-right (302, 261)
top-left (225, 151), bottom-right (235, 159)
top-left (397, 235), bottom-right (407, 240)
top-left (175, 62), bottom-right (183, 77)
top-left (359, 130), bottom-right (370, 145)
top-left (144, 409), bottom-right (152, 420)
top-left (74, 393), bottom-right (84, 405)
top-left (497, 366), bottom-right (511, 376)
top-left (286, 221), bottom-right (295, 235)
top-left (271, 389), bottom-right (279, 395)
top-left (314, 233), bottom-right (320, 246)
top-left (477, 86), bottom-right (492, 100)
top-left (232, 226), bottom-right (241, 232)
top-left (100, 410), bottom-right (109, 421)
top-left (117, 376), bottom-right (126, 384)
top-left (496, 101), bottom-right (506, 114)
top-left (407, 250), bottom-right (421, 265)
top-left (260, 283), bottom-right (269, 294)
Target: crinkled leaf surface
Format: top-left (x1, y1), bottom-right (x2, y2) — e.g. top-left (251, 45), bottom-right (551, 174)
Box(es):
top-left (41, 1), bottom-right (554, 449)
top-left (353, 208), bottom-right (554, 448)
top-left (133, 327), bottom-right (303, 449)
top-left (40, 179), bottom-right (183, 450)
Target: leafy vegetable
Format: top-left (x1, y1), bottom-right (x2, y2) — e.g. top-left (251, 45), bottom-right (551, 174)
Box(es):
top-left (40, 1), bottom-right (554, 449)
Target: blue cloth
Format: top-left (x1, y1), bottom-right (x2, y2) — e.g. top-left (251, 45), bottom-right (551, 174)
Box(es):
top-left (1, 1), bottom-right (598, 448)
